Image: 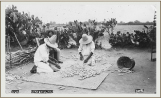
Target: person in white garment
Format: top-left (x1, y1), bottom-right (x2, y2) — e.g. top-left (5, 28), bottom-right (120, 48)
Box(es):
top-left (78, 34), bottom-right (95, 66)
top-left (95, 28), bottom-right (112, 50)
top-left (33, 35), bottom-right (62, 73)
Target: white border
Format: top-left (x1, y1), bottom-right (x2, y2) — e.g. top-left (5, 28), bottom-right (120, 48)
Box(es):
top-left (1, 2), bottom-right (161, 97)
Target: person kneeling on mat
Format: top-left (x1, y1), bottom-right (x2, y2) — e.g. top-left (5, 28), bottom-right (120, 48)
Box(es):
top-left (31, 35), bottom-right (62, 73)
top-left (78, 34), bottom-right (95, 66)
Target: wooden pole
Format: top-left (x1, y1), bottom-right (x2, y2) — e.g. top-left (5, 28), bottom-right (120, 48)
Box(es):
top-left (6, 35), bottom-right (9, 54)
top-left (12, 31), bottom-right (23, 50)
top-left (8, 36), bottom-right (12, 66)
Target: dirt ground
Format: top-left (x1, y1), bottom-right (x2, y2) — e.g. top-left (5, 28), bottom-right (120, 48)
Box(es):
top-left (5, 47), bottom-right (156, 94)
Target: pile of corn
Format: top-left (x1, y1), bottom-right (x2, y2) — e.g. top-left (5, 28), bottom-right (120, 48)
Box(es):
top-left (6, 73), bottom-right (23, 81)
top-left (95, 54), bottom-right (110, 63)
top-left (117, 68), bottom-right (134, 73)
top-left (61, 54), bottom-right (79, 61)
top-left (5, 48), bottom-right (36, 66)
top-left (59, 53), bottom-right (111, 80)
top-left (59, 62), bottom-right (110, 80)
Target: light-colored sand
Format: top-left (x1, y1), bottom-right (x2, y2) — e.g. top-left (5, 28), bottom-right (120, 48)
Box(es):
top-left (5, 48), bottom-right (156, 94)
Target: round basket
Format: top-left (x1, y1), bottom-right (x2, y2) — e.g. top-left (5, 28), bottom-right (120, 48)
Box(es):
top-left (117, 56), bottom-right (135, 70)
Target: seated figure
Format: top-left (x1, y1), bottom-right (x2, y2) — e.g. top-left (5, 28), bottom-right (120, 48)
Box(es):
top-left (31, 35), bottom-right (63, 73)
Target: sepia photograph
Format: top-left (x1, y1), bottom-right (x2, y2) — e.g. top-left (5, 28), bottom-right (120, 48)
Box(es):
top-left (1, 1), bottom-right (160, 97)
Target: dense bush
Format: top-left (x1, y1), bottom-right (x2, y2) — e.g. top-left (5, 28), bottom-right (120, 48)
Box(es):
top-left (5, 5), bottom-right (42, 46)
top-left (43, 19), bottom-right (117, 49)
top-left (6, 5), bottom-right (155, 49)
top-left (109, 27), bottom-right (156, 48)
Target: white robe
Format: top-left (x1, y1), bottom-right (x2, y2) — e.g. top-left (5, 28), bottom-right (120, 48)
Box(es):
top-left (96, 31), bottom-right (112, 50)
top-left (78, 41), bottom-right (96, 66)
top-left (34, 44), bottom-right (53, 72)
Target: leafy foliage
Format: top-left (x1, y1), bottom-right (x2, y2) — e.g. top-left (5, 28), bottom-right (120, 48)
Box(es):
top-left (5, 5), bottom-right (42, 46)
top-left (63, 19), bottom-right (117, 47)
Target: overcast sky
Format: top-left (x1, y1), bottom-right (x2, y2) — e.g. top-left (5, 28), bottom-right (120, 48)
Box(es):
top-left (4, 2), bottom-right (157, 24)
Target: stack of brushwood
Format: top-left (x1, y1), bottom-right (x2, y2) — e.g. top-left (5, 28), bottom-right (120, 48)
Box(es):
top-left (6, 47), bottom-right (36, 66)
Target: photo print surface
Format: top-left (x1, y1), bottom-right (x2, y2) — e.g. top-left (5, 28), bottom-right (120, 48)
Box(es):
top-left (1, 1), bottom-right (160, 97)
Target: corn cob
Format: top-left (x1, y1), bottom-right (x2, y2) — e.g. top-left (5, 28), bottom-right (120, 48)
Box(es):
top-left (60, 62), bottom-right (109, 80)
